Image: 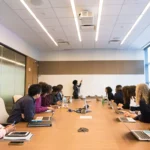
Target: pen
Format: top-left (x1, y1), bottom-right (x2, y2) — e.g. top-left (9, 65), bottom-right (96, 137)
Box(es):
top-left (12, 121), bottom-right (16, 125)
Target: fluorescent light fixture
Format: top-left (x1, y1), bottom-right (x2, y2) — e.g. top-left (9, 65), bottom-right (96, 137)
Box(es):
top-left (70, 0), bottom-right (82, 42)
top-left (121, 1), bottom-right (150, 45)
top-left (95, 0), bottom-right (103, 41)
top-left (20, 0), bottom-right (58, 46)
top-left (0, 56), bottom-right (25, 67)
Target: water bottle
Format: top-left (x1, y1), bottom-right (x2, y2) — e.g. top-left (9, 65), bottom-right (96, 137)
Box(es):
top-left (70, 96), bottom-right (72, 103)
top-left (62, 96), bottom-right (66, 107)
top-left (102, 96), bottom-right (105, 106)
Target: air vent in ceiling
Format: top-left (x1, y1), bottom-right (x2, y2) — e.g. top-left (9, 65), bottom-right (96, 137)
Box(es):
top-left (57, 41), bottom-right (70, 46)
top-left (80, 25), bottom-right (95, 32)
top-left (109, 40), bottom-right (121, 44)
top-left (29, 0), bottom-right (43, 6)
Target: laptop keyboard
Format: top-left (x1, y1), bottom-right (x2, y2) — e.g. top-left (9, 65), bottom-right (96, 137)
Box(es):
top-left (134, 131), bottom-right (150, 139)
top-left (43, 117), bottom-right (50, 120)
top-left (120, 117), bottom-right (128, 122)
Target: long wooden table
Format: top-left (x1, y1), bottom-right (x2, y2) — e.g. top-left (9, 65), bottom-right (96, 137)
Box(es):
top-left (0, 99), bottom-right (150, 150)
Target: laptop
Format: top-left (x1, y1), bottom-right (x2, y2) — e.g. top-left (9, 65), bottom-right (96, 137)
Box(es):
top-left (118, 117), bottom-right (136, 123)
top-left (131, 130), bottom-right (150, 141)
top-left (27, 113), bottom-right (54, 127)
top-left (112, 102), bottom-right (124, 114)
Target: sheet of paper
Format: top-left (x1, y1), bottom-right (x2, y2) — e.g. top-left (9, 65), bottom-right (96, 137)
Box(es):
top-left (45, 110), bottom-right (52, 113)
top-left (80, 116), bottom-right (92, 119)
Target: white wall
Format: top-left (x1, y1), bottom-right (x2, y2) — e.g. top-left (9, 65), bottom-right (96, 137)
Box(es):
top-left (39, 75), bottom-right (145, 96)
top-left (0, 23), bottom-right (39, 60)
top-left (38, 49), bottom-right (145, 96)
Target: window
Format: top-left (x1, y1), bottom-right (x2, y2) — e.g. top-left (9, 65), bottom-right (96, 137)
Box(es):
top-left (0, 45), bottom-right (25, 113)
top-left (145, 46), bottom-right (150, 85)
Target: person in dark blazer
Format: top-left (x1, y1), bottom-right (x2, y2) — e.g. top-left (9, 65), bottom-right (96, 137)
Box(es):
top-left (7, 84), bottom-right (41, 123)
top-left (72, 80), bottom-right (82, 99)
top-left (114, 85), bottom-right (123, 105)
top-left (105, 87), bottom-right (114, 101)
top-left (124, 83), bottom-right (150, 123)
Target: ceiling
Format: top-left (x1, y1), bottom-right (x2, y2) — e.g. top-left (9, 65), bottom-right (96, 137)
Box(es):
top-left (0, 0), bottom-right (150, 52)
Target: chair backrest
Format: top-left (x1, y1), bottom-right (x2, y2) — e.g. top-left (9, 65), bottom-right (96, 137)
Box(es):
top-left (0, 98), bottom-right (9, 123)
top-left (13, 95), bottom-right (23, 103)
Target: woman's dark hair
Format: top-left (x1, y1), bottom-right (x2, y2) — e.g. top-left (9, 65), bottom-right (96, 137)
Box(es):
top-left (52, 86), bottom-right (59, 92)
top-left (106, 87), bottom-right (112, 93)
top-left (28, 84), bottom-right (41, 97)
top-left (72, 80), bottom-right (77, 85)
top-left (48, 85), bottom-right (52, 93)
top-left (39, 82), bottom-right (50, 95)
top-left (116, 85), bottom-right (122, 92)
top-left (122, 86), bottom-right (130, 104)
top-left (57, 84), bottom-right (63, 92)
top-left (128, 85), bottom-right (136, 98)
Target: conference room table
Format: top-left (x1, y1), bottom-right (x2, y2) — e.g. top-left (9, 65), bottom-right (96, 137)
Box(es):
top-left (0, 99), bottom-right (150, 150)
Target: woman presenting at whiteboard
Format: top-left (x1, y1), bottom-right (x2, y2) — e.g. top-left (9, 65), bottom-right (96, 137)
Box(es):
top-left (72, 80), bottom-right (82, 99)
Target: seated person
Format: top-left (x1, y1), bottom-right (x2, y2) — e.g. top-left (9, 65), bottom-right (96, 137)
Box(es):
top-left (114, 85), bottom-right (123, 105)
top-left (7, 84), bottom-right (41, 123)
top-left (42, 85), bottom-right (60, 107)
top-left (105, 86), bottom-right (114, 101)
top-left (118, 85), bottom-right (136, 109)
top-left (56, 84), bottom-right (63, 101)
top-left (72, 80), bottom-right (82, 99)
top-left (0, 124), bottom-right (15, 138)
top-left (118, 86), bottom-right (130, 109)
top-left (35, 82), bottom-right (54, 113)
top-left (124, 83), bottom-right (150, 123)
top-left (52, 86), bottom-right (62, 105)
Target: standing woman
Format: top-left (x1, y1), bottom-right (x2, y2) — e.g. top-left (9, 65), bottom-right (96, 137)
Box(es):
top-left (105, 87), bottom-right (114, 101)
top-left (72, 80), bottom-right (82, 99)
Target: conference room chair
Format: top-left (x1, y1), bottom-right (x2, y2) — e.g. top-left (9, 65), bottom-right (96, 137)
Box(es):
top-left (0, 98), bottom-right (9, 123)
top-left (13, 95), bottom-right (23, 103)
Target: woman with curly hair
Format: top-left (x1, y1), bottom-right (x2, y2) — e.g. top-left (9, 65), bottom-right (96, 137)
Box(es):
top-left (124, 83), bottom-right (150, 123)
top-left (105, 87), bottom-right (114, 101)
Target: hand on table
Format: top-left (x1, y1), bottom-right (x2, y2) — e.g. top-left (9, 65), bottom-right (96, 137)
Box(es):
top-left (51, 105), bottom-right (59, 109)
top-left (118, 103), bottom-right (123, 108)
top-left (56, 101), bottom-right (62, 106)
top-left (5, 125), bottom-right (16, 134)
top-left (47, 107), bottom-right (55, 112)
top-left (124, 111), bottom-right (137, 118)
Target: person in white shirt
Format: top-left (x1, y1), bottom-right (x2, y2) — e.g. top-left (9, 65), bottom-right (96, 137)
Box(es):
top-left (0, 124), bottom-right (15, 138)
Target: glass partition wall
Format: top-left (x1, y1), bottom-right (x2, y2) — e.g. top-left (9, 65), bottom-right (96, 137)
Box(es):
top-left (0, 45), bottom-right (25, 114)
